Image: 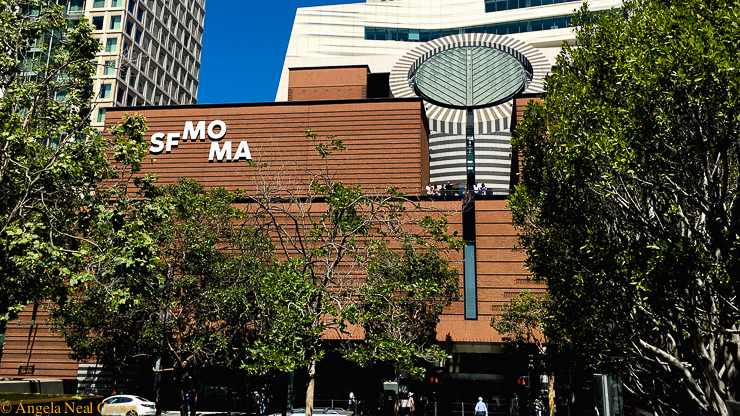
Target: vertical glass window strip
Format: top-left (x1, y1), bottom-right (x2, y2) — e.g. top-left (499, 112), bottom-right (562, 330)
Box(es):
top-left (93, 0), bottom-right (105, 8)
top-left (128, 0), bottom-right (136, 13)
top-left (97, 108), bottom-right (106, 123)
top-left (464, 243), bottom-right (477, 320)
top-left (466, 127), bottom-right (475, 174)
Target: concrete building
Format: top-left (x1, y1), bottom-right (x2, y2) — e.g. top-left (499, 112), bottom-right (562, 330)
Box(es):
top-left (80, 0), bottom-right (205, 128)
top-left (277, 0), bottom-right (619, 191)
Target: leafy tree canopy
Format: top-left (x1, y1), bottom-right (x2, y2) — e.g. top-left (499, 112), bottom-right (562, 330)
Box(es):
top-left (236, 131), bottom-right (463, 416)
top-left (510, 0), bottom-right (740, 414)
top-left (0, 0), bottom-right (108, 321)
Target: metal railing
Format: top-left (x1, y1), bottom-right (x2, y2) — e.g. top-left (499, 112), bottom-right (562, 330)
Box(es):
top-left (445, 402), bottom-right (510, 416)
top-left (306, 400), bottom-right (512, 416)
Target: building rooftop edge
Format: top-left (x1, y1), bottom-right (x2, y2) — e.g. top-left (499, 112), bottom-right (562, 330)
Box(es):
top-left (104, 96), bottom-right (425, 112)
top-left (289, 65), bottom-right (371, 72)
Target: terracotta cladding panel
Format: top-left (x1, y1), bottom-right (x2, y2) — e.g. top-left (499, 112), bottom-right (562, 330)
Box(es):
top-left (475, 236), bottom-right (519, 249)
top-left (475, 211), bottom-right (516, 225)
top-left (511, 96), bottom-right (543, 136)
top-left (476, 275), bottom-right (540, 289)
top-left (436, 317), bottom-right (504, 343)
top-left (105, 102), bottom-right (426, 195)
top-left (289, 67), bottom-right (368, 89)
top-left (0, 304), bottom-right (78, 379)
top-left (289, 86), bottom-right (367, 101)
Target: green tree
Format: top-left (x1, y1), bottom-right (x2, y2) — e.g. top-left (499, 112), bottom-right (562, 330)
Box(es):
top-left (238, 131), bottom-right (462, 416)
top-left (0, 0), bottom-right (108, 321)
top-left (510, 0), bottom-right (740, 415)
top-left (53, 172), bottom-right (277, 416)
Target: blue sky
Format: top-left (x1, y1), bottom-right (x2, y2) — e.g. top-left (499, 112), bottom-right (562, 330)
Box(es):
top-left (197, 0), bottom-right (363, 105)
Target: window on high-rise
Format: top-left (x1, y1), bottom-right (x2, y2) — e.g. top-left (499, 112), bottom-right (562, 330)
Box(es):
top-left (103, 60), bottom-right (115, 75)
top-left (111, 0), bottom-right (122, 7)
top-left (125, 20), bottom-right (133, 35)
top-left (97, 108), bottom-right (106, 123)
top-left (105, 37), bottom-right (117, 52)
top-left (135, 29), bottom-right (142, 43)
top-left (128, 0), bottom-right (136, 13)
top-left (99, 83), bottom-right (112, 99)
top-left (137, 7), bottom-right (144, 21)
top-left (93, 0), bottom-right (105, 8)
top-left (92, 16), bottom-right (104, 30)
top-left (110, 15), bottom-right (121, 30)
top-left (68, 0), bottom-right (84, 13)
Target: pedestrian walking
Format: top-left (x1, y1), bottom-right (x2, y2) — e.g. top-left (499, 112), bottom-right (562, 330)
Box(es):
top-left (349, 391), bottom-right (356, 411)
top-left (409, 393), bottom-right (415, 416)
top-left (474, 397), bottom-right (488, 416)
top-left (534, 396), bottom-right (544, 416)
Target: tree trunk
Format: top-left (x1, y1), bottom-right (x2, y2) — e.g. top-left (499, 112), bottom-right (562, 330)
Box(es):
top-left (111, 370), bottom-right (118, 396)
top-left (548, 373), bottom-right (555, 416)
top-left (180, 372), bottom-right (190, 416)
top-left (180, 388), bottom-right (188, 416)
top-left (306, 361), bottom-right (316, 416)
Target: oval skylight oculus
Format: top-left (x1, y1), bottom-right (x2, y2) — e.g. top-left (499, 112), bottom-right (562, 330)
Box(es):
top-left (412, 46), bottom-right (530, 109)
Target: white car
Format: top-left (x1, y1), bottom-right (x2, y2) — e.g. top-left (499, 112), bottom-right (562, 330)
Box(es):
top-left (100, 395), bottom-right (157, 416)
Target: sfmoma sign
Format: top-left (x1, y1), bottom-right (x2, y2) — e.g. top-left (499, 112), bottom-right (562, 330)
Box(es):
top-left (149, 120), bottom-right (251, 162)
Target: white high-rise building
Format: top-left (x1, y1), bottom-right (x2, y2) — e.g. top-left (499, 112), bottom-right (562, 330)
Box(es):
top-left (277, 0), bottom-right (620, 192)
top-left (71, 0), bottom-right (206, 128)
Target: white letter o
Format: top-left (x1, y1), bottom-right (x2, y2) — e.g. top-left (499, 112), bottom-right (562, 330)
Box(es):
top-left (207, 120), bottom-right (227, 140)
